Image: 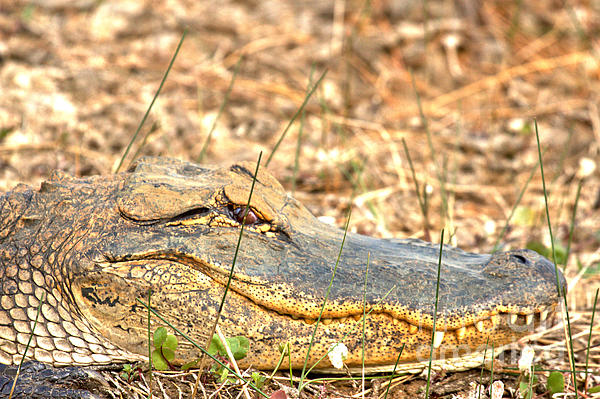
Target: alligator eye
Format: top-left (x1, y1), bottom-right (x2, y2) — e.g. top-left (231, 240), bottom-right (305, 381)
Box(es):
top-left (512, 254), bottom-right (529, 265)
top-left (231, 206), bottom-right (260, 225)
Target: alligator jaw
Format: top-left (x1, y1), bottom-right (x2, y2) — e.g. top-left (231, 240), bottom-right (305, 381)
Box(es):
top-left (75, 245), bottom-right (562, 371)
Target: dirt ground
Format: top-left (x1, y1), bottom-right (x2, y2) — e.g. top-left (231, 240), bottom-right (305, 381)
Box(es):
top-left (1, 0), bottom-right (599, 398)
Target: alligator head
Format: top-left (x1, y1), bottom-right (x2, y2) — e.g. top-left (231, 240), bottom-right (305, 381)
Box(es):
top-left (0, 157), bottom-right (566, 372)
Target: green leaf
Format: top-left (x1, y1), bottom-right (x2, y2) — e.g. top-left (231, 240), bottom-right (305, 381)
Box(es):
top-left (251, 372), bottom-right (266, 389)
top-left (232, 336), bottom-right (249, 359)
top-left (589, 384), bottom-right (600, 393)
top-left (519, 381), bottom-right (532, 399)
top-left (217, 366), bottom-right (229, 383)
top-left (152, 348), bottom-right (168, 370)
top-left (162, 347), bottom-right (175, 362)
top-left (0, 127), bottom-right (15, 140)
top-left (153, 327), bottom-right (167, 348)
top-left (181, 358), bottom-right (200, 371)
top-left (227, 337), bottom-right (240, 355)
top-left (518, 121), bottom-right (532, 135)
top-left (526, 240), bottom-right (567, 264)
top-left (209, 363), bottom-right (218, 373)
top-left (164, 334), bottom-right (178, 351)
top-left (526, 241), bottom-right (549, 258)
top-left (208, 334), bottom-right (224, 356)
top-left (547, 371), bottom-right (564, 395)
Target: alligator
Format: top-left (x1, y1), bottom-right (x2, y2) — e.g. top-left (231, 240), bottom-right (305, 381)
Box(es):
top-left (0, 157), bottom-right (566, 379)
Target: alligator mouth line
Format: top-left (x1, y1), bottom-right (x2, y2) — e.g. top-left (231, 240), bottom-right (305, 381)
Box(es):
top-left (244, 296), bottom-right (558, 350)
top-left (103, 254), bottom-right (558, 353)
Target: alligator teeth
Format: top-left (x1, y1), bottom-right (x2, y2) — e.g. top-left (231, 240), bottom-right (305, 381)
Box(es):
top-left (409, 324), bottom-right (419, 334)
top-left (433, 331), bottom-right (445, 348)
top-left (540, 309), bottom-right (548, 321)
top-left (339, 317), bottom-right (347, 323)
top-left (304, 318), bottom-right (315, 325)
top-left (291, 315), bottom-right (299, 320)
top-left (475, 321), bottom-right (484, 333)
top-left (510, 314), bottom-right (518, 324)
top-left (353, 314), bottom-right (362, 321)
top-left (456, 327), bottom-right (466, 341)
top-left (490, 315), bottom-right (500, 327)
top-left (321, 318), bottom-right (332, 325)
top-left (525, 314), bottom-right (534, 325)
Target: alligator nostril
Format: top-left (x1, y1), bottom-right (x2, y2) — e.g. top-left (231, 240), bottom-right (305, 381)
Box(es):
top-left (512, 254), bottom-right (529, 265)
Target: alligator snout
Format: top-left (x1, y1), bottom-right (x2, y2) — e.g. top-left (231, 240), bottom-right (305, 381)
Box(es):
top-left (484, 249), bottom-right (566, 297)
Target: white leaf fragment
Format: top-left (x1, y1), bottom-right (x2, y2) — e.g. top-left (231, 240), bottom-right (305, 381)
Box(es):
top-left (518, 345), bottom-right (535, 372)
top-left (328, 343), bottom-right (348, 370)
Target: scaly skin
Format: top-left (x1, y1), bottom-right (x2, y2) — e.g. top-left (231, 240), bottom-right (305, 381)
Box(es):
top-left (0, 157), bottom-right (566, 372)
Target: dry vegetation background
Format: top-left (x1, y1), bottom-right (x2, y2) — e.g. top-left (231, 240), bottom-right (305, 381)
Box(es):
top-left (1, 0), bottom-right (599, 397)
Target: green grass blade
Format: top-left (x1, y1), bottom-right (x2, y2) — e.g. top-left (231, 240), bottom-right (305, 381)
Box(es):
top-left (361, 253), bottom-right (370, 397)
top-left (507, 0), bottom-right (523, 41)
top-left (267, 342), bottom-right (289, 382)
top-left (476, 337), bottom-right (490, 399)
top-left (147, 289), bottom-right (152, 399)
top-left (9, 293), bottom-right (44, 399)
top-left (492, 161), bottom-right (538, 253)
top-left (205, 152), bottom-right (263, 349)
top-left (299, 207), bottom-right (351, 390)
top-left (382, 344), bottom-right (405, 399)
top-left (489, 343), bottom-right (495, 398)
top-left (128, 122), bottom-right (160, 171)
top-left (198, 56), bottom-right (243, 163)
top-left (561, 290), bottom-right (579, 398)
top-left (266, 69), bottom-right (328, 167)
top-left (338, 157), bottom-right (379, 222)
top-left (288, 341), bottom-right (293, 385)
top-left (115, 30), bottom-right (187, 173)
top-left (292, 65), bottom-right (315, 195)
top-left (564, 179), bottom-right (582, 267)
top-left (551, 128), bottom-right (574, 185)
top-left (425, 229), bottom-right (444, 399)
top-left (533, 120), bottom-right (562, 297)
top-left (402, 137), bottom-right (430, 238)
top-left (584, 289), bottom-right (599, 393)
top-left (534, 120), bottom-right (578, 398)
top-left (421, 0), bottom-right (430, 80)
top-left (410, 71), bottom-right (449, 222)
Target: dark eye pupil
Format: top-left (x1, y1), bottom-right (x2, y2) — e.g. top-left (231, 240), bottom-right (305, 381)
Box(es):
top-left (232, 206), bottom-right (259, 225)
